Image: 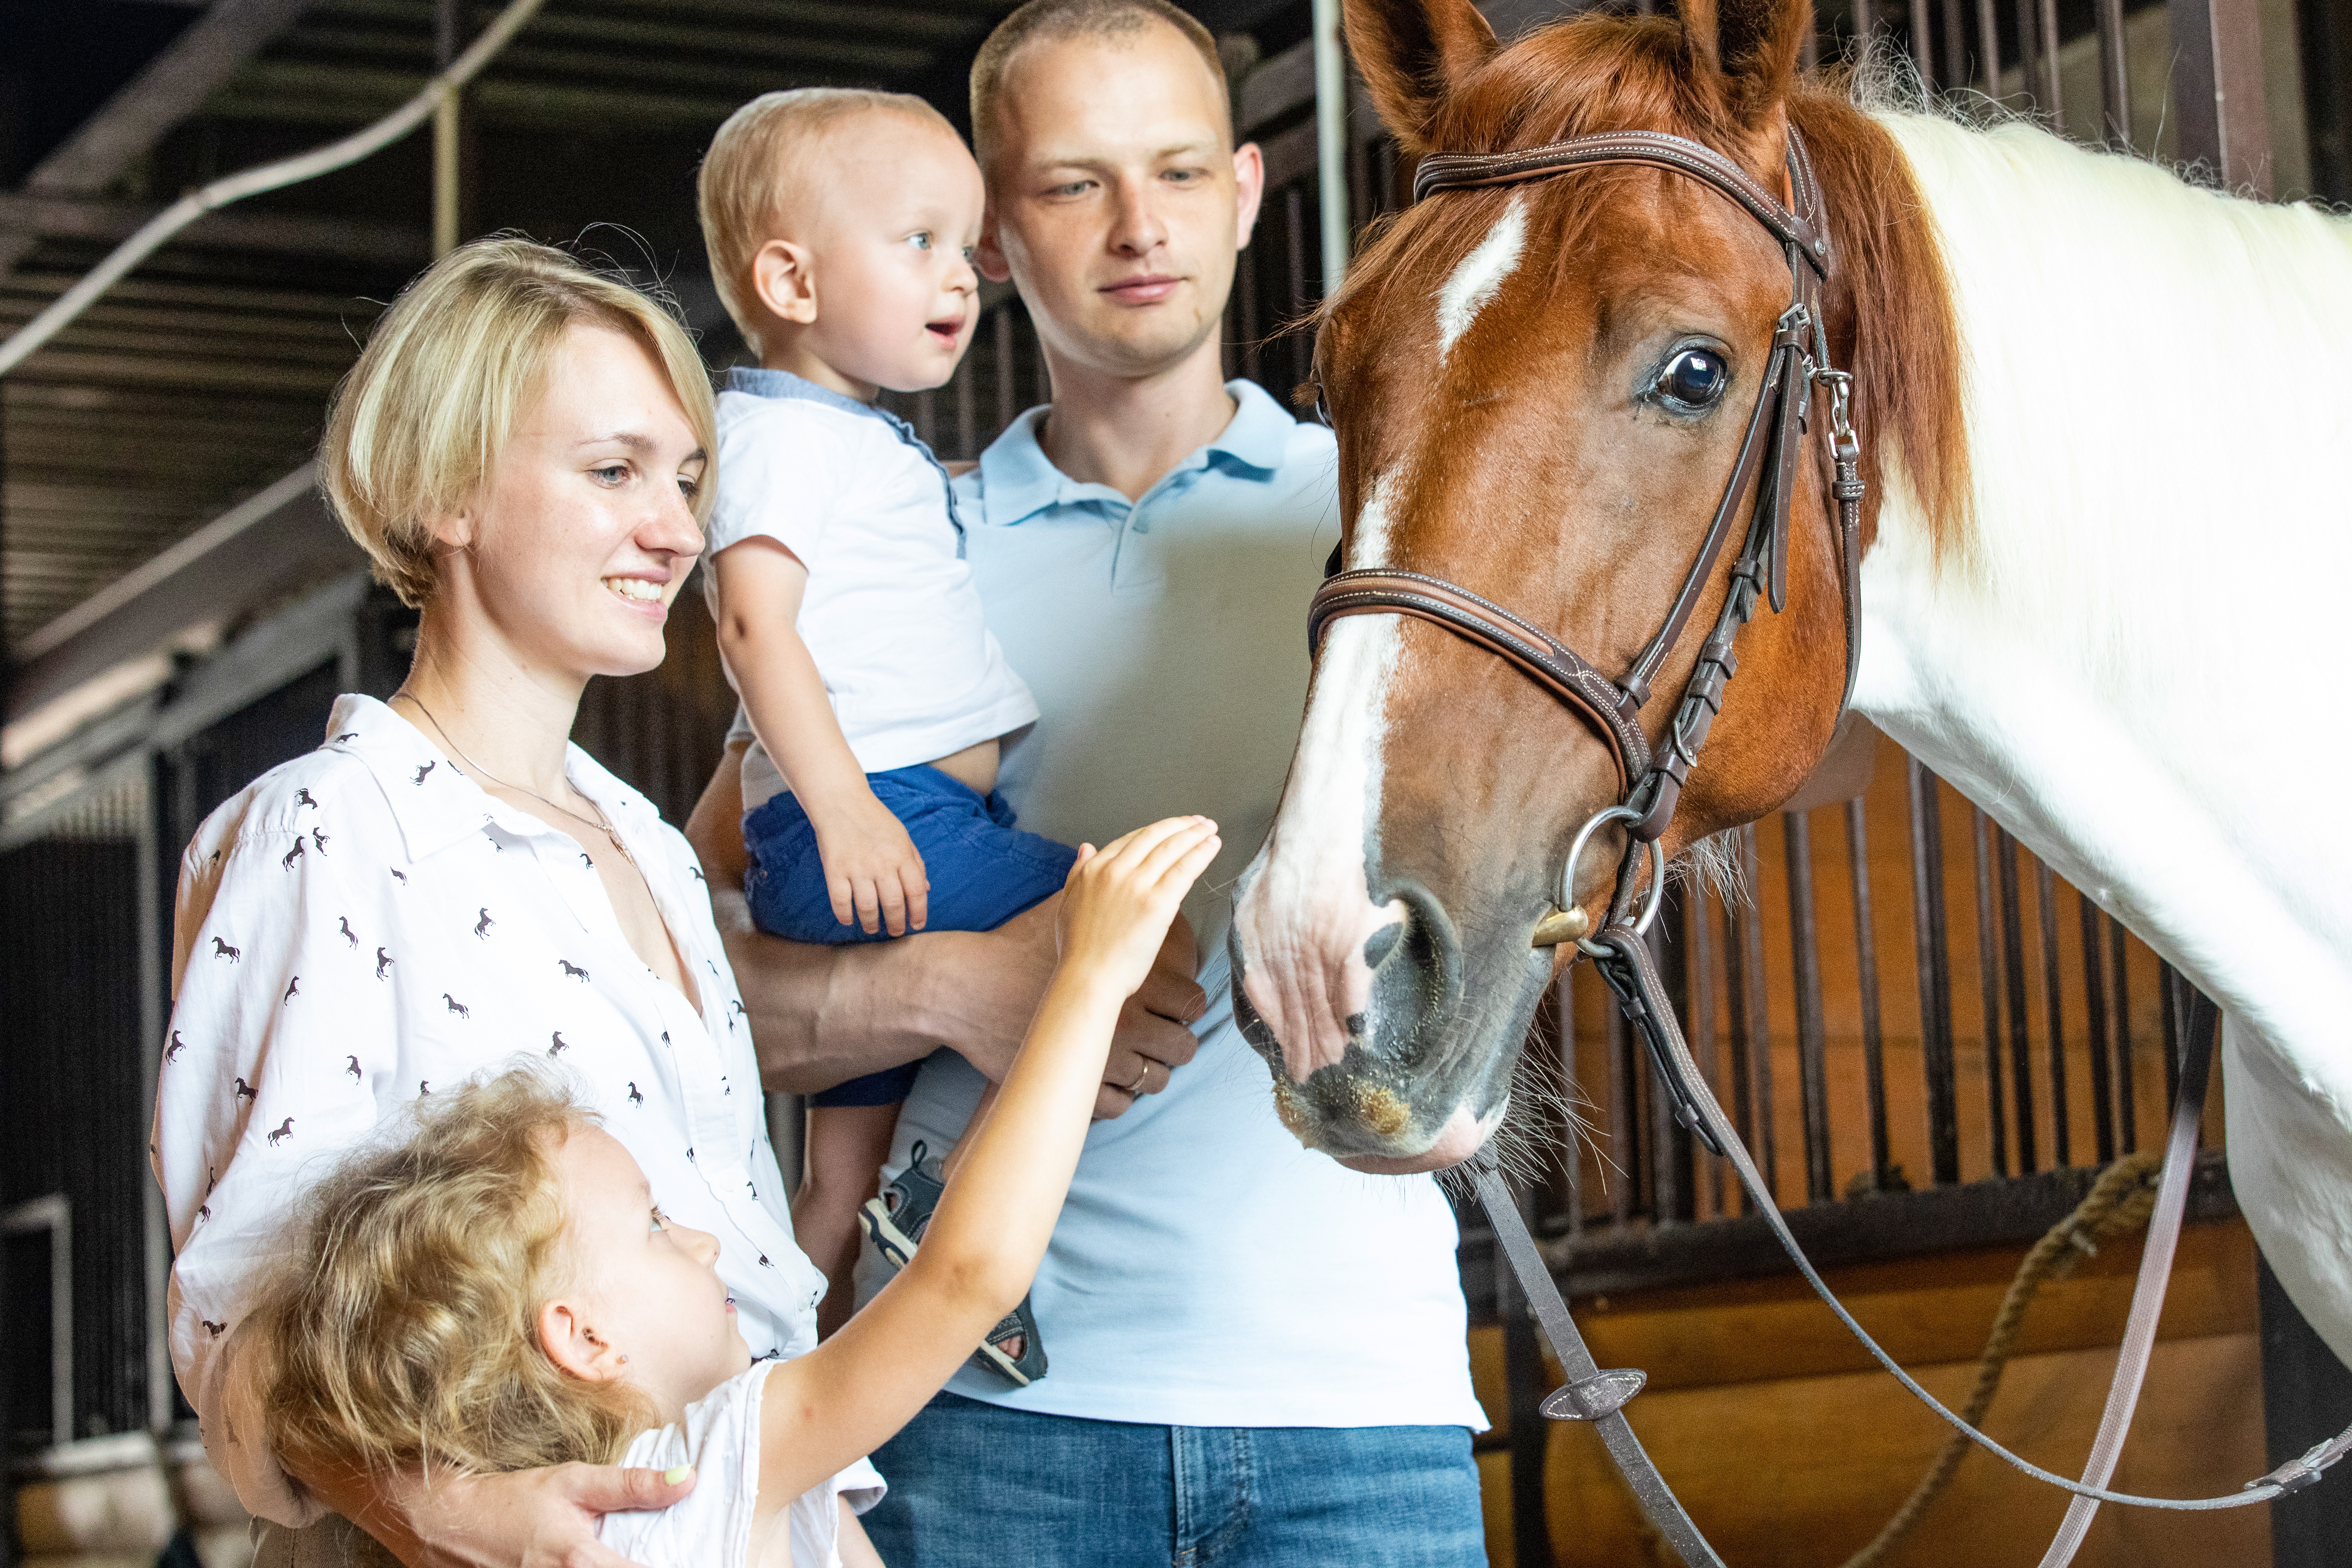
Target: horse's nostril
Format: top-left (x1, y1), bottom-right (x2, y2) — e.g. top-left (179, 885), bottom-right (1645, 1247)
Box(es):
top-left (1363, 919), bottom-right (1405, 971)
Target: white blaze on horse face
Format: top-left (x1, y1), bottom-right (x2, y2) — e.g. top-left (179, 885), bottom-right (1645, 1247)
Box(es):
top-left (1435, 195), bottom-right (1528, 359)
top-left (1235, 472), bottom-right (1408, 1083)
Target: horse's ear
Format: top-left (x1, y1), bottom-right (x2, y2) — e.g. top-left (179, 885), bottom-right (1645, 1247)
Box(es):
top-left (1344, 0), bottom-right (1498, 154)
top-left (1678, 0), bottom-right (1811, 131)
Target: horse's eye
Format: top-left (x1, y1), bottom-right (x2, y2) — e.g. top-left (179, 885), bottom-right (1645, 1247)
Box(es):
top-left (1657, 348), bottom-right (1727, 410)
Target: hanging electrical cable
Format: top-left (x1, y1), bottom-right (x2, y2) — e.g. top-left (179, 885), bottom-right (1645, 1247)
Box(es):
top-left (0, 0), bottom-right (550, 380)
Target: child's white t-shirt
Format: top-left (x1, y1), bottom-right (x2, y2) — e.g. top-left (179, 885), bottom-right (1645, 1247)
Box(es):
top-left (706, 371), bottom-right (1039, 814)
top-left (598, 1363), bottom-right (881, 1568)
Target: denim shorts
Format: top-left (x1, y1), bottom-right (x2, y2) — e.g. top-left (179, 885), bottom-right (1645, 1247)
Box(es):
top-left (859, 1391), bottom-right (1487, 1567)
top-left (743, 764), bottom-right (1077, 1109)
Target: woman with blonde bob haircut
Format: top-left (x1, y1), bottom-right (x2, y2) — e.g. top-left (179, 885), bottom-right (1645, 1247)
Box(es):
top-left (154, 237), bottom-right (879, 1568)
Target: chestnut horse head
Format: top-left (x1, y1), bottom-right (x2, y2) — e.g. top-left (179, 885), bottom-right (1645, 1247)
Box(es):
top-left (1228, 0), bottom-right (1966, 1170)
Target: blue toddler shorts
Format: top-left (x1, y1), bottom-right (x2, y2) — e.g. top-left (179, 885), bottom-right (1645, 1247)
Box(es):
top-left (743, 763), bottom-right (1078, 1108)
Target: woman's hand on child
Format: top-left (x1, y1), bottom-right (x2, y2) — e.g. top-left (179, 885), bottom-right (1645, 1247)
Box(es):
top-left (1054, 817), bottom-right (1219, 1000)
top-left (814, 791), bottom-right (931, 936)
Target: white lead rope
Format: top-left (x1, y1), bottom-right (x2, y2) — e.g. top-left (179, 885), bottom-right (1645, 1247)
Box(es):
top-left (2033, 977), bottom-right (2216, 1566)
top-left (0, 0), bottom-right (550, 380)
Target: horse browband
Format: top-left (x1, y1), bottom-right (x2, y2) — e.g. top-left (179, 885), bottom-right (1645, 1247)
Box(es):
top-left (1307, 125), bottom-right (1864, 846)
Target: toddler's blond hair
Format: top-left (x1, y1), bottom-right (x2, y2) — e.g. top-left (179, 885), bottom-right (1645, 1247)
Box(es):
top-left (696, 88), bottom-right (959, 356)
top-left (248, 1065), bottom-right (651, 1479)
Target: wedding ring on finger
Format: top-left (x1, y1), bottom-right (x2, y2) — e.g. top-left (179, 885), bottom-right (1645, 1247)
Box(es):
top-left (1127, 1061), bottom-right (1152, 1095)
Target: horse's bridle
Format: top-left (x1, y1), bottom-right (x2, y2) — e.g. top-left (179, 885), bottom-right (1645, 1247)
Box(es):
top-left (1306, 127), bottom-right (1866, 913)
top-left (1294, 123), bottom-right (2352, 1565)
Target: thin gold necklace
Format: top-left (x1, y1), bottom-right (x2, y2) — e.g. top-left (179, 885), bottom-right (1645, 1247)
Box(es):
top-left (391, 690), bottom-right (636, 865)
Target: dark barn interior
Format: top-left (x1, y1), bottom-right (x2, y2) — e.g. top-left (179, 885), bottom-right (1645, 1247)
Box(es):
top-left (4, 0), bottom-right (2352, 1564)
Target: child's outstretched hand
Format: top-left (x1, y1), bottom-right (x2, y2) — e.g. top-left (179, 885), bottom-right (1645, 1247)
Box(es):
top-left (1054, 817), bottom-right (1220, 999)
top-left (813, 790), bottom-right (930, 936)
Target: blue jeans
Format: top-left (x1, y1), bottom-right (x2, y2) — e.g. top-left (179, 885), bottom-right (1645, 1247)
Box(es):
top-left (860, 1392), bottom-right (1486, 1567)
top-left (743, 765), bottom-right (1077, 1108)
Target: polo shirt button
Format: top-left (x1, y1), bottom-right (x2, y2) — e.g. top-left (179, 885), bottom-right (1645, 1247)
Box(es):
top-left (1132, 521), bottom-right (1151, 534)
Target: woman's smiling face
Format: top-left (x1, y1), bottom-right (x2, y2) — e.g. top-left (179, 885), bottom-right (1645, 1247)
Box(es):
top-left (436, 321), bottom-right (707, 685)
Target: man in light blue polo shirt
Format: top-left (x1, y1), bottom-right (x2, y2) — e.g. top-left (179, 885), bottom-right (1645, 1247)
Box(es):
top-left (690, 0), bottom-right (1486, 1560)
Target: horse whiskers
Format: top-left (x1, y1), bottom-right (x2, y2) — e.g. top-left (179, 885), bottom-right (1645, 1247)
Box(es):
top-left (1673, 830), bottom-right (1746, 906)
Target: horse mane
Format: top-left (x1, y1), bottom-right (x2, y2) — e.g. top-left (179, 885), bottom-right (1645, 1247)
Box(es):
top-left (1327, 17), bottom-right (1974, 566)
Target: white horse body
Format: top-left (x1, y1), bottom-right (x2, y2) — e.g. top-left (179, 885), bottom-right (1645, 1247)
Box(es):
top-left (1855, 111), bottom-right (2352, 1362)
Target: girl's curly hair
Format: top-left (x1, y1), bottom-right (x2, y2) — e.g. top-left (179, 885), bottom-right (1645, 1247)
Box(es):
top-left (248, 1064), bottom-right (653, 1480)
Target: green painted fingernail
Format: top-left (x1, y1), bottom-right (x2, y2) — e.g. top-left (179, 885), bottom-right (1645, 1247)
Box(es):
top-left (664, 1465), bottom-right (693, 1484)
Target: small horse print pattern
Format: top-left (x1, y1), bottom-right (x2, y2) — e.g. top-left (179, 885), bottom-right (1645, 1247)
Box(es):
top-left (165, 1031), bottom-right (187, 1063)
top-left (310, 827), bottom-right (329, 855)
top-left (414, 762), bottom-right (435, 786)
top-left (548, 1032), bottom-right (569, 1057)
top-left (211, 937), bottom-right (240, 963)
top-left (627, 1082), bottom-right (645, 1106)
top-left (338, 917), bottom-right (358, 948)
top-left (375, 947), bottom-right (394, 980)
top-left (345, 1055), bottom-right (362, 1082)
top-left (388, 867), bottom-right (407, 884)
top-left (282, 977), bottom-right (299, 1004)
top-left (474, 907), bottom-right (495, 939)
top-left (281, 840), bottom-right (304, 870)
top-left (295, 789), bottom-right (318, 810)
top-left (443, 993), bottom-right (470, 1018)
top-left (560, 959), bottom-right (590, 982)
top-left (233, 1077), bottom-right (257, 1102)
top-left (419, 1080), bottom-right (430, 1096)
top-left (267, 1118), bottom-right (294, 1147)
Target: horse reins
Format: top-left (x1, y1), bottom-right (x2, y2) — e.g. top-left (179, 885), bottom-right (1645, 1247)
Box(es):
top-left (1302, 124), bottom-right (2352, 1565)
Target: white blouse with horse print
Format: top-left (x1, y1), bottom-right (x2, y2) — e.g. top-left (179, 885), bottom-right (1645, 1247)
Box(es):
top-left (153, 693), bottom-right (879, 1526)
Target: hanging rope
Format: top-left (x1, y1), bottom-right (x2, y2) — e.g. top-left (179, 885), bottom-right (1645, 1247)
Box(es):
top-left (0, 0), bottom-right (549, 380)
top-left (1837, 1151), bottom-right (2165, 1568)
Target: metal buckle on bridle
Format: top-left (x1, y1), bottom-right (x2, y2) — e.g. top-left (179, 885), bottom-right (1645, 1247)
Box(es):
top-left (1561, 804), bottom-right (1665, 958)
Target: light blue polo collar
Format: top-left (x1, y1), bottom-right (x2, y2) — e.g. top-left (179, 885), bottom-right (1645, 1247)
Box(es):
top-left (974, 378), bottom-right (1298, 529)
top-left (724, 366), bottom-right (965, 536)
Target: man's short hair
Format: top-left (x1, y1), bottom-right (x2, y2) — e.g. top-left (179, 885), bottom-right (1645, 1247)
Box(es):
top-left (969, 0), bottom-right (1232, 170)
top-left (697, 88), bottom-right (957, 355)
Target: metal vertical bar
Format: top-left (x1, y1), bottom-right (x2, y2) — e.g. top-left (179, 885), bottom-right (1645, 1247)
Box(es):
top-left (2038, 0), bottom-right (2064, 119)
top-left (1997, 827), bottom-right (2037, 1172)
top-left (1847, 798), bottom-right (1891, 1189)
top-left (1607, 992), bottom-right (1633, 1229)
top-left (1311, 0), bottom-right (1350, 294)
top-left (993, 307), bottom-right (1015, 430)
top-left (1238, 236), bottom-right (1263, 385)
top-left (2112, 917), bottom-right (2138, 1151)
top-left (1972, 807), bottom-right (2009, 1177)
top-left (2080, 894), bottom-right (2116, 1163)
top-left (1940, 0), bottom-right (1967, 99)
top-left (1976, 0), bottom-right (2001, 93)
top-left (2096, 0), bottom-right (2133, 145)
top-left (1855, 0), bottom-right (1877, 47)
top-left (1649, 916), bottom-right (1684, 1226)
top-left (2035, 857), bottom-right (2070, 1167)
top-left (433, 0), bottom-right (461, 257)
top-left (1741, 823), bottom-right (1778, 1205)
top-left (2014, 0), bottom-right (2041, 111)
top-left (2160, 959), bottom-right (2183, 1111)
top-left (1722, 886), bottom-right (1759, 1210)
top-left (2171, 0), bottom-right (2275, 192)
top-left (1283, 186), bottom-right (1310, 389)
top-left (1495, 1177), bottom-right (1556, 1568)
top-left (1785, 812), bottom-right (1834, 1204)
top-left (1908, 758), bottom-right (1960, 1185)
top-left (1909, 0), bottom-right (1935, 85)
top-left (1689, 885), bottom-right (1724, 1218)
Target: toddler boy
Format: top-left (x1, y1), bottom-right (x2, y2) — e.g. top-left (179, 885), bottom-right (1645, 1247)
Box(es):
top-left (695, 89), bottom-right (1068, 1382)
